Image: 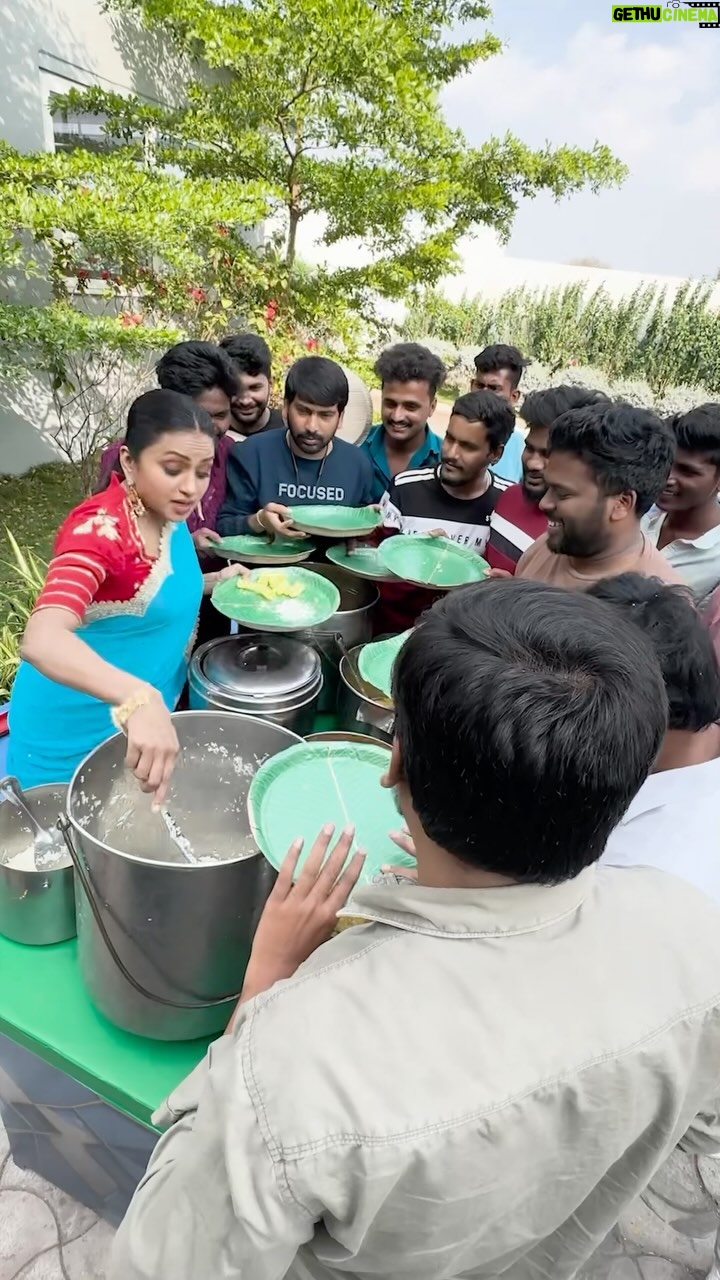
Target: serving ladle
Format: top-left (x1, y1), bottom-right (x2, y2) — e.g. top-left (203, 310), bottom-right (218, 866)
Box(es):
top-left (0, 775), bottom-right (68, 867)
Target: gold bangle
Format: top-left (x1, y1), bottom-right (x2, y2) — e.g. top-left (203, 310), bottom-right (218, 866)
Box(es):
top-left (255, 510), bottom-right (266, 532)
top-left (111, 688), bottom-right (152, 731)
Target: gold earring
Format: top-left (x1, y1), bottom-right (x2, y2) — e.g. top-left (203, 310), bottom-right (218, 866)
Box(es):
top-left (126, 482), bottom-right (146, 519)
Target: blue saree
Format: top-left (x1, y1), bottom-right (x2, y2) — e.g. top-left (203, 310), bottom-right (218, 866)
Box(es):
top-left (7, 521), bottom-right (202, 789)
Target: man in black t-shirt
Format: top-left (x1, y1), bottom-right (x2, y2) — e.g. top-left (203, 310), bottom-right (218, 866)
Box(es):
top-left (380, 391), bottom-right (515, 550)
top-left (221, 332), bottom-right (286, 438)
top-left (375, 391), bottom-right (515, 631)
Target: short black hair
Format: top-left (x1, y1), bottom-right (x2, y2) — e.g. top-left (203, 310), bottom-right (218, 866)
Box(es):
top-left (549, 402), bottom-right (675, 517)
top-left (588, 573), bottom-right (720, 733)
top-left (374, 343), bottom-right (446, 396)
top-left (451, 391), bottom-right (516, 452)
top-left (220, 332), bottom-right (272, 379)
top-left (284, 356), bottom-right (349, 412)
top-left (156, 341), bottom-right (238, 400)
top-left (474, 344), bottom-right (527, 390)
top-left (668, 403), bottom-right (720, 467)
top-left (522, 385), bottom-right (611, 430)
top-left (393, 579), bottom-right (666, 884)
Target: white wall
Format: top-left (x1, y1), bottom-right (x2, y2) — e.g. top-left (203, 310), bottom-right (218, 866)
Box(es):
top-left (0, 0), bottom-right (265, 477)
top-left (295, 216), bottom-right (720, 321)
top-left (0, 0), bottom-right (194, 473)
top-left (439, 231), bottom-right (720, 309)
top-left (0, 0), bottom-right (193, 154)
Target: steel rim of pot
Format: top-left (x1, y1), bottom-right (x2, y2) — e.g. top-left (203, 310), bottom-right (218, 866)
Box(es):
top-left (303, 563), bottom-right (380, 616)
top-left (191, 638), bottom-right (323, 712)
top-left (190, 668), bottom-right (323, 712)
top-left (65, 710), bottom-right (299, 867)
top-left (339, 648), bottom-right (394, 711)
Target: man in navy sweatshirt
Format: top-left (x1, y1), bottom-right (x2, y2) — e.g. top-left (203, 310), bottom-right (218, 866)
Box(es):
top-left (217, 357), bottom-right (375, 537)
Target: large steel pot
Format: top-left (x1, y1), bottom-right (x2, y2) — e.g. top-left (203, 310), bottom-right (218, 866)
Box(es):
top-left (0, 781), bottom-right (76, 945)
top-left (63, 712), bottom-right (302, 1041)
top-left (188, 633), bottom-right (322, 734)
top-left (337, 646), bottom-right (395, 745)
top-left (297, 564), bottom-right (379, 711)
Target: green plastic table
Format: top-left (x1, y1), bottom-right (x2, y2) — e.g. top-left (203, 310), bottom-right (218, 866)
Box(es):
top-left (0, 932), bottom-right (210, 1128)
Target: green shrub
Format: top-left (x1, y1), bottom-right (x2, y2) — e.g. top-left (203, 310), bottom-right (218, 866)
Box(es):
top-left (402, 283), bottom-right (720, 397)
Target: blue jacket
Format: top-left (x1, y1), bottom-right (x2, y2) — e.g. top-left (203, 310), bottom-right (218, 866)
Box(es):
top-left (360, 423), bottom-right (442, 502)
top-left (217, 431), bottom-right (376, 536)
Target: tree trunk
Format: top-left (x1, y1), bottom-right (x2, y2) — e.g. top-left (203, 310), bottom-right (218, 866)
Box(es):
top-left (286, 205), bottom-right (300, 269)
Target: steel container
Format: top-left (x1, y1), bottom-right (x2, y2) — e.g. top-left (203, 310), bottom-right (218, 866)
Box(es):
top-left (188, 633), bottom-right (322, 734)
top-left (0, 781), bottom-right (76, 945)
top-left (296, 564), bottom-right (379, 711)
top-left (336, 646), bottom-right (395, 745)
top-left (63, 712), bottom-right (302, 1041)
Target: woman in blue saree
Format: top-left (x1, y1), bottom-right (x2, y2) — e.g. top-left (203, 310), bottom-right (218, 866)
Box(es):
top-left (8, 389), bottom-right (244, 804)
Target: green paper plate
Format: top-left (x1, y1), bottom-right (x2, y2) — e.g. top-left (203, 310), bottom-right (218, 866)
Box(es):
top-left (248, 740), bottom-right (415, 884)
top-left (211, 566), bottom-right (340, 631)
top-left (378, 535), bottom-right (489, 590)
top-left (288, 505), bottom-right (382, 538)
top-left (358, 630), bottom-right (412, 698)
top-left (214, 533), bottom-right (315, 565)
top-left (326, 543), bottom-right (396, 581)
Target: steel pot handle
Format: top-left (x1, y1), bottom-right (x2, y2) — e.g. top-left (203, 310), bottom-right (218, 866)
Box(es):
top-left (58, 817), bottom-right (239, 1011)
top-left (312, 630), bottom-right (346, 669)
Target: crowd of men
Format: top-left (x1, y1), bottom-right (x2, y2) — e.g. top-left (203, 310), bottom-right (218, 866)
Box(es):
top-left (103, 330), bottom-right (720, 1280)
top-left (98, 326), bottom-right (720, 667)
top-left (96, 327), bottom-right (720, 904)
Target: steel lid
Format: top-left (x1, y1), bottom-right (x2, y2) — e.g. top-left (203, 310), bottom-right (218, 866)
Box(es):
top-left (200, 634), bottom-right (321, 699)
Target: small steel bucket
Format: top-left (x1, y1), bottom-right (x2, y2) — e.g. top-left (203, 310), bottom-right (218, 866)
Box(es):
top-left (0, 779), bottom-right (76, 945)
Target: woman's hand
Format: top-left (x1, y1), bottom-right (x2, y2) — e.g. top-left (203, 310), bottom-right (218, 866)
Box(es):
top-left (202, 563), bottom-right (249, 594)
top-left (486, 568), bottom-right (513, 580)
top-left (256, 503), bottom-right (307, 539)
top-left (216, 564), bottom-right (249, 582)
top-left (192, 528), bottom-right (222, 553)
top-left (124, 690), bottom-right (180, 808)
top-left (238, 825), bottom-right (366, 1004)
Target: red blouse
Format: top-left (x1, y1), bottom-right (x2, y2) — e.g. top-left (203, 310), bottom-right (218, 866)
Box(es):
top-left (34, 477), bottom-right (155, 621)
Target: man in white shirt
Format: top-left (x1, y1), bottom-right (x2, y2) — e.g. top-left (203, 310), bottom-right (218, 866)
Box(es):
top-left (112, 579), bottom-right (720, 1280)
top-left (642, 403), bottom-right (720, 603)
top-left (591, 571), bottom-right (720, 902)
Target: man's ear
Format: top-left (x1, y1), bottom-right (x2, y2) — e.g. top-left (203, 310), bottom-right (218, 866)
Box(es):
top-left (381, 737), bottom-right (403, 789)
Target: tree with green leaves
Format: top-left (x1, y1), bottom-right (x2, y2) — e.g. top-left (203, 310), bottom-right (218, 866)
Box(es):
top-left (55, 0), bottom-right (626, 309)
top-left (0, 139), bottom-right (320, 490)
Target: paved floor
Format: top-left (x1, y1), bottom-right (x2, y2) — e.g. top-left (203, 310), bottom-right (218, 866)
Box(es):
top-left (0, 1118), bottom-right (115, 1279)
top-left (2, 1108), bottom-right (719, 1280)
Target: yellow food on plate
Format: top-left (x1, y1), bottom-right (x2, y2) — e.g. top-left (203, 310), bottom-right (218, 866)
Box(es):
top-left (236, 570), bottom-right (303, 603)
top-left (333, 915), bottom-right (370, 934)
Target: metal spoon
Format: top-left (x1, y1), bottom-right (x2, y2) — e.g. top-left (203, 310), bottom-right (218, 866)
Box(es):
top-left (157, 806), bottom-right (199, 865)
top-left (0, 775), bottom-right (67, 867)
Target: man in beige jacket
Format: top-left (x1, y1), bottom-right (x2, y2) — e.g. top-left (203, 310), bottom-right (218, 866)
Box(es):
top-left (111, 579), bottom-right (720, 1280)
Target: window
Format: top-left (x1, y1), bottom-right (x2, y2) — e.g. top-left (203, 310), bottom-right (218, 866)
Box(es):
top-left (39, 65), bottom-right (154, 156)
top-left (41, 68), bottom-right (109, 154)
